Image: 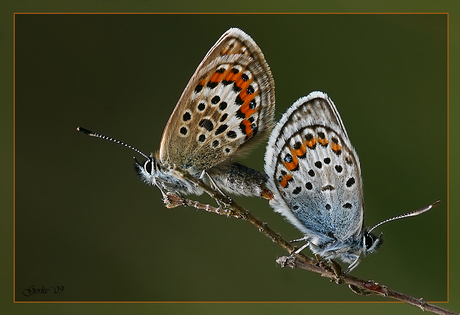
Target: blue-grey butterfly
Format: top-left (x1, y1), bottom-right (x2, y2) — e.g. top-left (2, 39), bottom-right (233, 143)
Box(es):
top-left (264, 91), bottom-right (438, 272)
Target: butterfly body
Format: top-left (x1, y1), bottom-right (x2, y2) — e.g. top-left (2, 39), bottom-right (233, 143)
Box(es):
top-left (136, 156), bottom-right (269, 197)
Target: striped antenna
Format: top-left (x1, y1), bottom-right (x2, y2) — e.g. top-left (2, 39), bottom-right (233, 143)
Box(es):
top-left (76, 127), bottom-right (149, 160)
top-left (367, 200), bottom-right (441, 234)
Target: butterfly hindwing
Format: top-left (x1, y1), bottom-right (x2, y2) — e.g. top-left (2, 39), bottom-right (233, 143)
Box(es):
top-left (159, 28), bottom-right (275, 176)
top-left (265, 92), bottom-right (364, 242)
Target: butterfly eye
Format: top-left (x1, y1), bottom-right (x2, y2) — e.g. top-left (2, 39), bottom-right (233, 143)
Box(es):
top-left (144, 160), bottom-right (153, 175)
top-left (364, 234), bottom-right (374, 250)
top-left (363, 232), bottom-right (383, 254)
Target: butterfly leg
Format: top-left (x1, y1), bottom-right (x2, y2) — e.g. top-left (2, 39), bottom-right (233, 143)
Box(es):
top-left (314, 254), bottom-right (329, 269)
top-left (290, 236), bottom-right (309, 244)
top-left (154, 177), bottom-right (242, 218)
top-left (275, 237), bottom-right (310, 268)
top-left (327, 259), bottom-right (343, 279)
top-left (344, 256), bottom-right (361, 274)
top-left (288, 237), bottom-right (310, 258)
top-left (317, 256), bottom-right (343, 281)
top-left (200, 170), bottom-right (233, 206)
top-left (154, 180), bottom-right (186, 209)
top-left (153, 177), bottom-right (193, 208)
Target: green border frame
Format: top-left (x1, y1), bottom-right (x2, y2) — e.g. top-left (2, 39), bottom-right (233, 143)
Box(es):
top-left (2, 1), bottom-right (458, 315)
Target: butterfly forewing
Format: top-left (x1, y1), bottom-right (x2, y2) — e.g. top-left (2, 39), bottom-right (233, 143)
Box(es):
top-left (160, 28), bottom-right (275, 175)
top-left (265, 92), bottom-right (364, 241)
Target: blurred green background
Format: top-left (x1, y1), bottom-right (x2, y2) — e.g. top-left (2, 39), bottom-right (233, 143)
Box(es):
top-left (2, 2), bottom-right (457, 315)
top-left (14, 12), bottom-right (447, 300)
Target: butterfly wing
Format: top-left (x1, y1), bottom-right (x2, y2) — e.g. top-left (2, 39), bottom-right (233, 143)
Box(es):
top-left (265, 91), bottom-right (364, 243)
top-left (159, 28), bottom-right (275, 175)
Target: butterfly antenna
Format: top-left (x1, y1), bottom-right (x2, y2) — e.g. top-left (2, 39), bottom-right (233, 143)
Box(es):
top-left (367, 200), bottom-right (441, 234)
top-left (77, 127), bottom-right (150, 160)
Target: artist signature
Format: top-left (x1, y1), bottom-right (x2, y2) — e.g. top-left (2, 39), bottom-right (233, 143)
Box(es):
top-left (23, 285), bottom-right (64, 297)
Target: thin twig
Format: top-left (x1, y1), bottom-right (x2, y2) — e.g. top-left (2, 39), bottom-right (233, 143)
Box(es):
top-left (161, 191), bottom-right (244, 219)
top-left (171, 166), bottom-right (456, 315)
top-left (279, 256), bottom-right (456, 315)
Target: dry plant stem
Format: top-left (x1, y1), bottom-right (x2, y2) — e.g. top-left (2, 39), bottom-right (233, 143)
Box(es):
top-left (279, 256), bottom-right (456, 315)
top-left (162, 192), bottom-right (244, 219)
top-left (174, 167), bottom-right (456, 315)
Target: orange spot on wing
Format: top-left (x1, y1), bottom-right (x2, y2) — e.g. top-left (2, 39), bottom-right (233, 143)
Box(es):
top-left (223, 70), bottom-right (239, 83)
top-left (279, 174), bottom-right (292, 188)
top-left (241, 119), bottom-right (254, 138)
top-left (209, 70), bottom-right (226, 84)
top-left (293, 142), bottom-right (307, 157)
top-left (331, 142), bottom-right (342, 152)
top-left (234, 75), bottom-right (251, 91)
top-left (197, 78), bottom-right (207, 89)
top-left (305, 137), bottom-right (317, 149)
top-left (238, 85), bottom-right (254, 101)
top-left (238, 91), bottom-right (259, 118)
top-left (283, 149), bottom-right (299, 171)
top-left (317, 137), bottom-right (329, 146)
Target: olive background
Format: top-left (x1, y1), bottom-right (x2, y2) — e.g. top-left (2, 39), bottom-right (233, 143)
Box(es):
top-left (2, 2), bottom-right (457, 315)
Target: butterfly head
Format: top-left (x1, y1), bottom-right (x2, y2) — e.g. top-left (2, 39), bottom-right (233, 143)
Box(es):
top-left (311, 230), bottom-right (383, 273)
top-left (134, 152), bottom-right (205, 196)
top-left (134, 154), bottom-right (163, 185)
